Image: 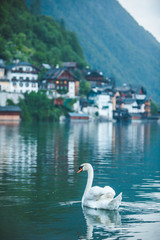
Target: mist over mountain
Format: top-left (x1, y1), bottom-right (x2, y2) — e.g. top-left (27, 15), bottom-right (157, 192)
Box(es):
top-left (27, 0), bottom-right (160, 101)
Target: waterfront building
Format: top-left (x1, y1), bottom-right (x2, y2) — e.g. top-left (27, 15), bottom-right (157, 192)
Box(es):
top-left (6, 61), bottom-right (39, 93)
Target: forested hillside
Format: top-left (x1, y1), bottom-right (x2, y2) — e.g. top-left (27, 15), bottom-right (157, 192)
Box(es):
top-left (0, 0), bottom-right (87, 68)
top-left (27, 0), bottom-right (160, 101)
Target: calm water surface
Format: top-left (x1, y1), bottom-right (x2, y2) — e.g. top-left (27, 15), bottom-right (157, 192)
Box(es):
top-left (0, 121), bottom-right (160, 240)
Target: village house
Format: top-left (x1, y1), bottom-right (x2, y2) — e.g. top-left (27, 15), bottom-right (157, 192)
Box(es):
top-left (84, 69), bottom-right (111, 88)
top-left (82, 88), bottom-right (113, 121)
top-left (41, 67), bottom-right (79, 98)
top-left (95, 93), bottom-right (113, 120)
top-left (5, 61), bottom-right (39, 93)
top-left (0, 106), bottom-right (21, 123)
top-left (113, 84), bottom-right (151, 120)
top-left (67, 112), bottom-right (89, 121)
top-left (0, 60), bottom-right (10, 92)
top-left (122, 98), bottom-right (145, 113)
top-left (0, 59), bottom-right (153, 122)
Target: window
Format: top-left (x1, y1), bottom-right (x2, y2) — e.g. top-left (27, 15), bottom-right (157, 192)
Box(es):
top-left (19, 82), bottom-right (23, 87)
top-left (20, 77), bottom-right (23, 81)
top-left (102, 106), bottom-right (109, 109)
top-left (25, 82), bottom-right (29, 87)
top-left (49, 83), bottom-right (55, 89)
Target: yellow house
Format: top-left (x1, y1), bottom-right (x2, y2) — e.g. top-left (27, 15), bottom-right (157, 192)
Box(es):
top-left (0, 79), bottom-right (11, 92)
top-left (0, 61), bottom-right (11, 92)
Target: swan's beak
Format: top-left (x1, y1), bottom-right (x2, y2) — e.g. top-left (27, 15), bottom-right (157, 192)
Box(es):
top-left (77, 168), bottom-right (83, 173)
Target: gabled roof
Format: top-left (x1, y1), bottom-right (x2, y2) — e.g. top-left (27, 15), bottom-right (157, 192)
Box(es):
top-left (88, 88), bottom-right (101, 96)
top-left (43, 67), bottom-right (79, 81)
top-left (6, 61), bottom-right (39, 71)
top-left (116, 85), bottom-right (131, 93)
top-left (123, 98), bottom-right (137, 104)
top-left (130, 84), bottom-right (147, 95)
top-left (85, 69), bottom-right (104, 78)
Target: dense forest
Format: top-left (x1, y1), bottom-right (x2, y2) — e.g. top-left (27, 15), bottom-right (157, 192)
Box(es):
top-left (0, 0), bottom-right (87, 68)
top-left (31, 0), bottom-right (160, 102)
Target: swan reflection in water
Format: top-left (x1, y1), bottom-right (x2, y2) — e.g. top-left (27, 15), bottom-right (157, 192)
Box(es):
top-left (81, 207), bottom-right (121, 239)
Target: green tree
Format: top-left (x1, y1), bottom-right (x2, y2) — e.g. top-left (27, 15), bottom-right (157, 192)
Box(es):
top-left (6, 99), bottom-right (15, 106)
top-left (19, 98), bottom-right (32, 122)
top-left (18, 91), bottom-right (67, 122)
top-left (0, 0), bottom-right (87, 67)
top-left (151, 100), bottom-right (159, 115)
top-left (79, 79), bottom-right (91, 96)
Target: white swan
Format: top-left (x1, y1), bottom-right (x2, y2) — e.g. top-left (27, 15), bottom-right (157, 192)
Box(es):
top-left (77, 163), bottom-right (122, 210)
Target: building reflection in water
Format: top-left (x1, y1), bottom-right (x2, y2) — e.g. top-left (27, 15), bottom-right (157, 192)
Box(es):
top-left (0, 121), bottom-right (155, 205)
top-left (0, 124), bottom-right (37, 178)
top-left (0, 122), bottom-right (154, 176)
top-left (112, 122), bottom-right (152, 162)
top-left (97, 122), bottom-right (113, 162)
top-left (67, 123), bottom-right (80, 183)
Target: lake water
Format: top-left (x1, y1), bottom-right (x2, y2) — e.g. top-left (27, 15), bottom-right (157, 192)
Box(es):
top-left (0, 121), bottom-right (160, 240)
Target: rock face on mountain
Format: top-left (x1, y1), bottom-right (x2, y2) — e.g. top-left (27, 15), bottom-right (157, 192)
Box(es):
top-left (28, 0), bottom-right (160, 101)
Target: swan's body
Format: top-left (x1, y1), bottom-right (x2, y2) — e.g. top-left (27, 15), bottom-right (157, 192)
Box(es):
top-left (77, 163), bottom-right (122, 210)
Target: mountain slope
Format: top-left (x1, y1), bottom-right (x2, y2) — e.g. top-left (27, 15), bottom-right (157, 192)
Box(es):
top-left (27, 0), bottom-right (160, 101)
top-left (0, 0), bottom-right (87, 68)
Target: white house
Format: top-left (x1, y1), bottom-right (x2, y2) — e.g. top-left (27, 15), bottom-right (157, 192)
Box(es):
top-left (6, 61), bottom-right (39, 93)
top-left (95, 94), bottom-right (113, 120)
top-left (123, 98), bottom-right (145, 113)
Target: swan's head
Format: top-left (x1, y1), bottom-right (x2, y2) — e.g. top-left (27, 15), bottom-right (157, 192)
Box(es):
top-left (77, 163), bottom-right (92, 173)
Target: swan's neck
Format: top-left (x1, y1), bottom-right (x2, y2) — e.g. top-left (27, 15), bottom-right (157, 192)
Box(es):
top-left (82, 166), bottom-right (94, 202)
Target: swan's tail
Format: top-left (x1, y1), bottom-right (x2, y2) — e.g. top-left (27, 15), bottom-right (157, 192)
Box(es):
top-left (108, 192), bottom-right (122, 210)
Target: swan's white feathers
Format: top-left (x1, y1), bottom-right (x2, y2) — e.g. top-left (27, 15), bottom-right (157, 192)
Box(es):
top-left (83, 192), bottom-right (122, 210)
top-left (78, 163), bottom-right (122, 210)
top-left (85, 186), bottom-right (115, 201)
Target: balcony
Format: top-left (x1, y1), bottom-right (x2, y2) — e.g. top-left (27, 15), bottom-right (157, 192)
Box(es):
top-left (11, 70), bottom-right (38, 74)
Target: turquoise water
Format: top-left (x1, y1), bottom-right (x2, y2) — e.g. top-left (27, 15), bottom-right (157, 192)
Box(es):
top-left (0, 121), bottom-right (160, 239)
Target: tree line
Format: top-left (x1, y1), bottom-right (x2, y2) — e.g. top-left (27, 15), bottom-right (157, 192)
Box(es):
top-left (0, 0), bottom-right (87, 68)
